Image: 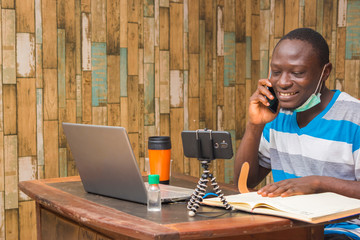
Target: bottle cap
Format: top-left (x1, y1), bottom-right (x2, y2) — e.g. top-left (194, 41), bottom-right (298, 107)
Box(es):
top-left (148, 174), bottom-right (160, 184)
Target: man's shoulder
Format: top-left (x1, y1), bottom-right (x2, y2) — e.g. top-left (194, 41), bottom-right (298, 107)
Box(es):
top-left (324, 91), bottom-right (360, 124)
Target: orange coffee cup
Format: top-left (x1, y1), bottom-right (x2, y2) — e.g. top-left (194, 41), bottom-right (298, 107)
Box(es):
top-left (148, 136), bottom-right (171, 184)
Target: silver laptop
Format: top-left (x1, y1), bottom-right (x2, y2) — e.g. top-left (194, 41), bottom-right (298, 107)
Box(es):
top-left (62, 123), bottom-right (194, 204)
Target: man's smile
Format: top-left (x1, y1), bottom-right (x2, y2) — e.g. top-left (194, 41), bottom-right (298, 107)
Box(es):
top-left (278, 91), bottom-right (297, 97)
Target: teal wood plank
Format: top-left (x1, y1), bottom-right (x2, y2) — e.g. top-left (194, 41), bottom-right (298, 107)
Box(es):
top-left (245, 36), bottom-right (252, 79)
top-left (35, 0), bottom-right (42, 43)
top-left (144, 63), bottom-right (155, 125)
top-left (183, 70), bottom-right (188, 130)
top-left (120, 48), bottom-right (128, 97)
top-left (315, 0), bottom-right (323, 34)
top-left (3, 9), bottom-right (16, 84)
top-left (346, 0), bottom-right (360, 59)
top-left (59, 148), bottom-right (67, 177)
top-left (224, 32), bottom-right (235, 87)
top-left (260, 50), bottom-right (269, 79)
top-left (36, 89), bottom-right (44, 166)
top-left (184, 0), bottom-right (188, 33)
top-left (224, 129), bottom-right (235, 184)
top-left (199, 20), bottom-right (205, 121)
top-left (91, 42), bottom-right (107, 107)
top-left (58, 29), bottom-right (66, 108)
top-left (76, 74), bottom-right (82, 119)
top-left (144, 0), bottom-right (155, 17)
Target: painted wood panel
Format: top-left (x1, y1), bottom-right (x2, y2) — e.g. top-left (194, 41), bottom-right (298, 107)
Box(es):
top-left (16, 0), bottom-right (35, 33)
top-left (3, 9), bottom-right (16, 84)
top-left (42, 0), bottom-right (57, 69)
top-left (44, 120), bottom-right (59, 178)
top-left (160, 7), bottom-right (170, 50)
top-left (17, 78), bottom-right (36, 157)
top-left (128, 75), bottom-right (139, 133)
top-left (345, 0), bottom-right (360, 59)
top-left (43, 69), bottom-right (58, 120)
top-left (16, 33), bottom-right (35, 77)
top-left (5, 209), bottom-right (18, 239)
top-left (3, 85), bottom-right (17, 135)
top-left (107, 0), bottom-right (120, 55)
top-left (107, 55), bottom-right (120, 103)
top-left (19, 201), bottom-right (37, 240)
top-left (0, 132), bottom-right (4, 192)
top-left (58, 29), bottom-right (66, 108)
top-left (128, 23), bottom-right (139, 75)
top-left (82, 13), bottom-right (92, 71)
top-left (4, 1), bottom-right (360, 237)
top-left (4, 135), bottom-right (18, 209)
top-left (159, 51), bottom-right (170, 113)
top-left (91, 43), bottom-right (107, 107)
top-left (66, 42), bottom-right (77, 100)
top-left (18, 157), bottom-right (37, 201)
top-left (170, 70), bottom-right (184, 107)
top-left (170, 2), bottom-right (183, 69)
top-left (91, 0), bottom-right (106, 42)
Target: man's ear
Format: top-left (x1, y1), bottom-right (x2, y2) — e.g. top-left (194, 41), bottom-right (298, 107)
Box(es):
top-left (323, 63), bottom-right (332, 81)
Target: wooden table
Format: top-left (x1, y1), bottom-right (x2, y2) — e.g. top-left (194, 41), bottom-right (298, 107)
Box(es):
top-left (19, 174), bottom-right (324, 240)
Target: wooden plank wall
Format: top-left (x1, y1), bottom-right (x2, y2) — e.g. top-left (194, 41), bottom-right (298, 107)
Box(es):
top-left (0, 0), bottom-right (359, 239)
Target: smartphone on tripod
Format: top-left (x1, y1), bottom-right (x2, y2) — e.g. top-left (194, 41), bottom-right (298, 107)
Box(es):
top-left (181, 130), bottom-right (233, 160)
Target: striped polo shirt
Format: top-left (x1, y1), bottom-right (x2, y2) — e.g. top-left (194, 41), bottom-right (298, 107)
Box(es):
top-left (258, 90), bottom-right (360, 239)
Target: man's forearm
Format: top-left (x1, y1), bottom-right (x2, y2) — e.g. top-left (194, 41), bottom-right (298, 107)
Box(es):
top-left (319, 176), bottom-right (360, 199)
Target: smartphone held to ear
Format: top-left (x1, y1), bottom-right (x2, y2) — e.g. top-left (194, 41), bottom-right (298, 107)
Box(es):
top-left (266, 87), bottom-right (279, 113)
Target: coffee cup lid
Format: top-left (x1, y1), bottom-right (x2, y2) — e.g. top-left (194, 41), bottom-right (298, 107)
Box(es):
top-left (148, 136), bottom-right (171, 150)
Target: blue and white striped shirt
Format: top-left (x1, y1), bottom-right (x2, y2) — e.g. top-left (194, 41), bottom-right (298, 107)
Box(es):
top-left (259, 90), bottom-right (360, 239)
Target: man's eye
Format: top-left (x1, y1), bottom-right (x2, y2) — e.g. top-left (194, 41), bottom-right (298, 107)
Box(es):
top-left (272, 71), bottom-right (281, 76)
top-left (293, 72), bottom-right (305, 77)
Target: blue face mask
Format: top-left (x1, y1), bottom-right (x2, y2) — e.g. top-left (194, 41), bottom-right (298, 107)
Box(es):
top-left (294, 66), bottom-right (326, 113)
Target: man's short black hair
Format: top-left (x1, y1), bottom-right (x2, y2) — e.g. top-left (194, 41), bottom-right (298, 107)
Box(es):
top-left (275, 28), bottom-right (330, 66)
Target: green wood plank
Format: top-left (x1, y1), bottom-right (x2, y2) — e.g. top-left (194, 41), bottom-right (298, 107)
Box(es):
top-left (36, 89), bottom-right (44, 166)
top-left (224, 129), bottom-right (235, 184)
top-left (345, 0), bottom-right (360, 59)
top-left (58, 29), bottom-right (66, 108)
top-left (144, 63), bottom-right (155, 125)
top-left (120, 48), bottom-right (128, 97)
top-left (245, 36), bottom-right (252, 79)
top-left (224, 32), bottom-right (235, 87)
top-left (35, 0), bottom-right (42, 43)
top-left (91, 43), bottom-right (107, 107)
top-left (144, 0), bottom-right (155, 17)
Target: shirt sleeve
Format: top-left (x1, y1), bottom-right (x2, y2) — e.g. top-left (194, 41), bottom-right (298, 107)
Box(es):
top-left (258, 123), bottom-right (271, 169)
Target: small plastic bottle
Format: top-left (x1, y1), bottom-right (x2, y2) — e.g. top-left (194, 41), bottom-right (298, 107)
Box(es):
top-left (147, 174), bottom-right (161, 211)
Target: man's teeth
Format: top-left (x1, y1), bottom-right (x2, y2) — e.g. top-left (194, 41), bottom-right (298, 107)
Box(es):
top-left (279, 92), bottom-right (296, 96)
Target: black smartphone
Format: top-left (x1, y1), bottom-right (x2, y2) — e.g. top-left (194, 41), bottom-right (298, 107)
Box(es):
top-left (266, 87), bottom-right (279, 113)
top-left (181, 130), bottom-right (233, 160)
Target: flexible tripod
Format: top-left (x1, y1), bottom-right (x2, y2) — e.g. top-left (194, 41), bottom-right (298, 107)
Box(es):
top-left (186, 130), bottom-right (233, 216)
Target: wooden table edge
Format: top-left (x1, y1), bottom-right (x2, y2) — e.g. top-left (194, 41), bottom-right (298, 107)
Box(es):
top-left (19, 178), bottom-right (180, 240)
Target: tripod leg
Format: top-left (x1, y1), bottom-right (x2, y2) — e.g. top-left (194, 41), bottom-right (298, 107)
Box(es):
top-left (210, 174), bottom-right (233, 210)
top-left (187, 175), bottom-right (209, 216)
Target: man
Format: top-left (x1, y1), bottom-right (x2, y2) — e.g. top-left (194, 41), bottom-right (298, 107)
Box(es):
top-left (234, 28), bottom-right (360, 240)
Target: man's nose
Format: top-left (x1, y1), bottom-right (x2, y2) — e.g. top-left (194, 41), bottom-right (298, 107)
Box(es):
top-left (276, 73), bottom-right (293, 89)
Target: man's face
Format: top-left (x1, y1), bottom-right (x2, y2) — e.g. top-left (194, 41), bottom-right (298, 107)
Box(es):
top-left (270, 39), bottom-right (324, 110)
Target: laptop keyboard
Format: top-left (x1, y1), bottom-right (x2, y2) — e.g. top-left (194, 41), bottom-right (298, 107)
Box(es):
top-left (144, 183), bottom-right (194, 200)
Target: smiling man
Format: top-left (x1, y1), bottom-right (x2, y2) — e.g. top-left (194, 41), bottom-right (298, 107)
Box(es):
top-left (234, 28), bottom-right (360, 240)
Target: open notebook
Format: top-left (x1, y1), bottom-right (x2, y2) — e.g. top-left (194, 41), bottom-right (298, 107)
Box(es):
top-left (203, 192), bottom-right (360, 223)
top-left (62, 123), bottom-right (193, 204)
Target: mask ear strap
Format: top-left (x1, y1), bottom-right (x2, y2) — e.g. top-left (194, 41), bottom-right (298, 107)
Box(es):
top-left (314, 65), bottom-right (326, 94)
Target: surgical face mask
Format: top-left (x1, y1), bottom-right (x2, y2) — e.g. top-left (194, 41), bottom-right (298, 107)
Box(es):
top-left (294, 65), bottom-right (326, 113)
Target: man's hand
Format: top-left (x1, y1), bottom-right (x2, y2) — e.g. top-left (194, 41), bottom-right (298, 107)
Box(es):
top-left (257, 176), bottom-right (321, 197)
top-left (249, 79), bottom-right (279, 125)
